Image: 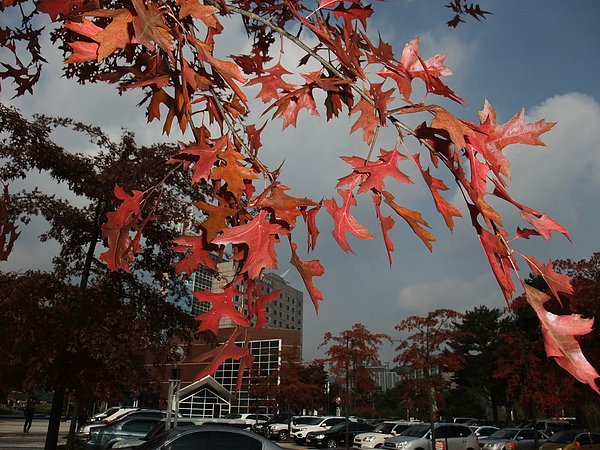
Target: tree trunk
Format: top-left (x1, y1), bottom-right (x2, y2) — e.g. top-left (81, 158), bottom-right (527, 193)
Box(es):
top-left (66, 400), bottom-right (80, 449)
top-left (45, 386), bottom-right (65, 450)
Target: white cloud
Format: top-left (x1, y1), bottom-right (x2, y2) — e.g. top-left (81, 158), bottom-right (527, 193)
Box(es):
top-left (396, 273), bottom-right (505, 315)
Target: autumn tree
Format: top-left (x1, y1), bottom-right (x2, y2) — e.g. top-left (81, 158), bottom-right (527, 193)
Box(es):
top-left (394, 309), bottom-right (461, 426)
top-left (0, 105), bottom-right (202, 449)
top-left (319, 323), bottom-right (390, 416)
top-left (447, 305), bottom-right (509, 422)
top-left (494, 281), bottom-right (581, 421)
top-left (2, 0), bottom-right (599, 445)
top-left (250, 347), bottom-right (328, 419)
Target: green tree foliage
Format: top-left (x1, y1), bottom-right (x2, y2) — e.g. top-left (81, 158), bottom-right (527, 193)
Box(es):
top-left (447, 305), bottom-right (509, 422)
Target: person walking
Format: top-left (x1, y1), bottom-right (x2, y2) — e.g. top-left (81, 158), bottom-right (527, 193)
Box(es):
top-left (23, 400), bottom-right (35, 433)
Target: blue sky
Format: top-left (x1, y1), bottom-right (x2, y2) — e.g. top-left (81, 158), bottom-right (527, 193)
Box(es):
top-left (3, 1), bottom-right (600, 365)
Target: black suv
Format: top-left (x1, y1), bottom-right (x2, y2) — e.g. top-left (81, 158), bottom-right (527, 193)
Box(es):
top-left (306, 421), bottom-right (375, 448)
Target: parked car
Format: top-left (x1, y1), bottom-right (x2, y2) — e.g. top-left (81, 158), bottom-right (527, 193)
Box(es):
top-left (85, 416), bottom-right (163, 449)
top-left (480, 428), bottom-right (548, 450)
top-left (291, 416), bottom-right (353, 445)
top-left (470, 426), bottom-right (499, 439)
top-left (133, 424), bottom-right (286, 450)
top-left (382, 423), bottom-right (479, 450)
top-left (76, 409), bottom-right (165, 445)
top-left (354, 421), bottom-right (420, 448)
top-left (540, 430), bottom-right (600, 450)
top-left (78, 410), bottom-right (180, 446)
top-left (89, 407), bottom-right (123, 424)
top-left (224, 413), bottom-right (271, 425)
top-left (111, 418), bottom-right (206, 448)
top-left (256, 415), bottom-right (296, 441)
top-left (306, 421), bottom-right (375, 448)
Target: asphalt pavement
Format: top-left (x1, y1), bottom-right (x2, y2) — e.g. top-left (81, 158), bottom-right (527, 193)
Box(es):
top-left (0, 416), bottom-right (306, 450)
top-left (0, 416), bottom-right (69, 449)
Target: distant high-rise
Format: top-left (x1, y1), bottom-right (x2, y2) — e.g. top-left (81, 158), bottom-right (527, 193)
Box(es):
top-left (181, 259), bottom-right (304, 332)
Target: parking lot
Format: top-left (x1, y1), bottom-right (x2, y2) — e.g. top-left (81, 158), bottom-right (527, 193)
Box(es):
top-left (0, 417), bottom-right (69, 449)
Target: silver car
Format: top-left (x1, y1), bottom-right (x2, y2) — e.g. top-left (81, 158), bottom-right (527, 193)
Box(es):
top-left (354, 421), bottom-right (420, 448)
top-left (382, 423), bottom-right (479, 450)
top-left (85, 416), bottom-right (163, 449)
top-left (480, 428), bottom-right (548, 450)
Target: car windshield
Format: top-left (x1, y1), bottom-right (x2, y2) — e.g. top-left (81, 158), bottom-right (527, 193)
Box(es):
top-left (547, 431), bottom-right (580, 443)
top-left (296, 417), bottom-right (325, 425)
top-left (328, 423), bottom-right (346, 432)
top-left (224, 414), bottom-right (242, 419)
top-left (489, 429), bottom-right (519, 440)
top-left (376, 423), bottom-right (397, 433)
top-left (400, 425), bottom-right (429, 438)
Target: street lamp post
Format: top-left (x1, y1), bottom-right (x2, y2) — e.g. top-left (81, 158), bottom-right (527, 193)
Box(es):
top-left (165, 346), bottom-right (185, 431)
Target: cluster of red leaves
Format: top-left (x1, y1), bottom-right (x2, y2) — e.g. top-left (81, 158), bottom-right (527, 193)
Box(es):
top-left (3, 0), bottom-right (597, 393)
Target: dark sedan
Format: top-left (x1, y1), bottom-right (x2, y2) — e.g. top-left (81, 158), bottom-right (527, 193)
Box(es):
top-left (305, 421), bottom-right (375, 448)
top-left (135, 425), bottom-right (286, 450)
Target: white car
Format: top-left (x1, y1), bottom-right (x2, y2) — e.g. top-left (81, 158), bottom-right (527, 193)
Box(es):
top-left (224, 413), bottom-right (271, 425)
top-left (291, 416), bottom-right (354, 445)
top-left (354, 421), bottom-right (420, 448)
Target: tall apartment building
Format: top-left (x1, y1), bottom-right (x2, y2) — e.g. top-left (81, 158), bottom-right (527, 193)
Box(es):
top-left (183, 260), bottom-right (304, 331)
top-left (164, 261), bottom-right (306, 415)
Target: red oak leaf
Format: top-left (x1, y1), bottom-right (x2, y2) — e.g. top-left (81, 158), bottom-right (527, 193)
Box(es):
top-left (382, 190), bottom-right (435, 251)
top-left (376, 37), bottom-right (464, 104)
top-left (64, 41), bottom-right (99, 63)
top-left (130, 0), bottom-right (174, 54)
top-left (524, 284), bottom-right (600, 394)
top-left (211, 210), bottom-right (289, 279)
top-left (523, 255), bottom-right (573, 303)
top-left (323, 188), bottom-right (374, 253)
top-left (177, 0), bottom-right (222, 31)
top-left (193, 198), bottom-right (237, 242)
top-left (89, 8), bottom-right (133, 60)
top-left (478, 99), bottom-right (556, 180)
top-left (301, 205), bottom-right (321, 251)
top-left (251, 184), bottom-right (319, 228)
top-left (268, 85), bottom-right (320, 129)
top-left (245, 63), bottom-right (295, 103)
top-left (337, 147), bottom-right (412, 193)
top-left (210, 142), bottom-right (259, 199)
top-left (247, 280), bottom-right (281, 329)
top-left (350, 97), bottom-right (380, 145)
top-left (372, 192), bottom-right (395, 266)
top-left (64, 18), bottom-right (103, 39)
top-left (519, 210), bottom-right (571, 242)
top-left (171, 135), bottom-right (226, 185)
top-left (431, 106), bottom-right (477, 151)
top-left (193, 327), bottom-right (250, 381)
top-left (289, 240), bottom-right (325, 311)
top-left (490, 178), bottom-right (570, 242)
top-left (477, 227), bottom-right (516, 300)
top-left (172, 234), bottom-right (219, 276)
top-left (412, 154), bottom-right (462, 231)
top-left (99, 185), bottom-right (146, 272)
top-left (37, 0), bottom-right (86, 20)
top-left (235, 346), bottom-right (255, 393)
top-left (194, 284), bottom-right (250, 334)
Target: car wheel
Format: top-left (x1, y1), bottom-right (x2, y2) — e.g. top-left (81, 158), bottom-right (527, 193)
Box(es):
top-left (326, 438), bottom-right (338, 448)
top-left (278, 430), bottom-right (289, 441)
